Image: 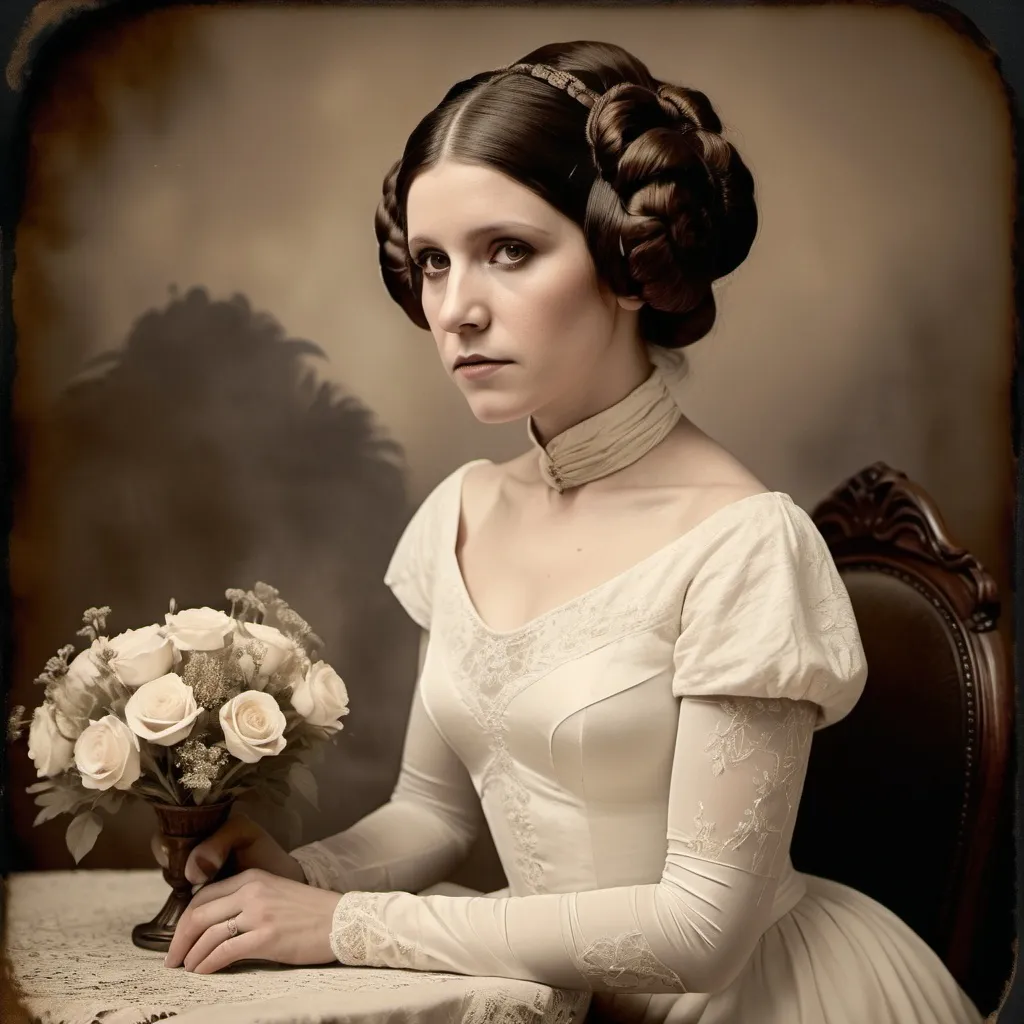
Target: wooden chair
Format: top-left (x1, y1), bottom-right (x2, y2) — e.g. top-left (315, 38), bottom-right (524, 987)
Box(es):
top-left (791, 462), bottom-right (1014, 1012)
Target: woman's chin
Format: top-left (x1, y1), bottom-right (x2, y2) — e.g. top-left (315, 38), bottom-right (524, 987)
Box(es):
top-left (463, 394), bottom-right (529, 426)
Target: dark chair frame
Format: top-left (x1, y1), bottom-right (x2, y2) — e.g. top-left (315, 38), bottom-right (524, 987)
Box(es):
top-left (806, 461), bottom-right (1013, 988)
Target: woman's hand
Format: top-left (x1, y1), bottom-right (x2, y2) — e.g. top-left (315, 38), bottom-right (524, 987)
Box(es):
top-left (151, 810), bottom-right (307, 885)
top-left (163, 868), bottom-right (342, 973)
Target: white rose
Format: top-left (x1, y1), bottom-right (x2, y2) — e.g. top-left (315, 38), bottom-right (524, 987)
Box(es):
top-left (291, 661), bottom-right (350, 732)
top-left (219, 690), bottom-right (287, 763)
top-left (66, 647), bottom-right (105, 687)
top-left (105, 624), bottom-right (176, 687)
top-left (124, 673), bottom-right (201, 746)
top-left (163, 607), bottom-right (235, 652)
top-left (235, 621), bottom-right (297, 683)
top-left (74, 714), bottom-right (141, 791)
top-left (27, 704), bottom-right (76, 778)
top-left (53, 649), bottom-right (105, 739)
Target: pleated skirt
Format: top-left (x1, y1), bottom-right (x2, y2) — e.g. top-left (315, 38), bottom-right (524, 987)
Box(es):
top-left (587, 873), bottom-right (982, 1024)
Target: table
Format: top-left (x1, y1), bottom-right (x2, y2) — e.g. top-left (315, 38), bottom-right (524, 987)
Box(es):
top-left (4, 870), bottom-right (591, 1024)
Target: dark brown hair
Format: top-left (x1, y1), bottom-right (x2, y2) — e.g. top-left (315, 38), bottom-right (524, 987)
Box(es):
top-left (375, 40), bottom-right (758, 350)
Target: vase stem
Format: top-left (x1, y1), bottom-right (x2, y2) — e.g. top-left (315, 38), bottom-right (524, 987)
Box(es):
top-left (131, 799), bottom-right (233, 952)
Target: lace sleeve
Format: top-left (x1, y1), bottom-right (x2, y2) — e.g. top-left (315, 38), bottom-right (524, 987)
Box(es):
top-left (670, 696), bottom-right (815, 883)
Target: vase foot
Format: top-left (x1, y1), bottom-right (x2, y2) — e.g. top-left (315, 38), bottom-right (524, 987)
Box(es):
top-left (132, 919), bottom-right (175, 952)
top-left (132, 887), bottom-right (191, 952)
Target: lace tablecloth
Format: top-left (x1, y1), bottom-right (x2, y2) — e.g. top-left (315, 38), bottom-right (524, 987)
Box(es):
top-left (4, 870), bottom-right (591, 1024)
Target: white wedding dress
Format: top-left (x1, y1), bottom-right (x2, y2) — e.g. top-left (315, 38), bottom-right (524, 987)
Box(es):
top-left (291, 459), bottom-right (982, 1023)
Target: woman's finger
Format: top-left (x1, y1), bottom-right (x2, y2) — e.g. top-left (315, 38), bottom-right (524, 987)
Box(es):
top-left (185, 815), bottom-right (258, 885)
top-left (181, 912), bottom-right (250, 973)
top-left (191, 924), bottom-right (266, 975)
top-left (180, 867), bottom-right (262, 912)
top-left (165, 886), bottom-right (246, 968)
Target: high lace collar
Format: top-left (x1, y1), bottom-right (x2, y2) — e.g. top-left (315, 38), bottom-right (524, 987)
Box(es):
top-left (527, 345), bottom-right (687, 493)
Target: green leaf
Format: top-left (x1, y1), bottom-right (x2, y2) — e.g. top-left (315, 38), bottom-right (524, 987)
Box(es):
top-left (306, 742), bottom-right (327, 766)
top-left (94, 789), bottom-right (127, 816)
top-left (33, 788), bottom-right (65, 806)
top-left (26, 780), bottom-right (56, 794)
top-left (288, 762), bottom-right (319, 811)
top-left (254, 775), bottom-right (290, 806)
top-left (32, 782), bottom-right (86, 824)
top-left (66, 810), bottom-right (103, 863)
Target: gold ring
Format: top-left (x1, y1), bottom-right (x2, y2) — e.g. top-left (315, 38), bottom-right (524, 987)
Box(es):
top-left (226, 916), bottom-right (239, 938)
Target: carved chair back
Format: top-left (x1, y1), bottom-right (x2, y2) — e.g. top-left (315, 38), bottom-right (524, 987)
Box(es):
top-left (791, 463), bottom-right (1012, 1001)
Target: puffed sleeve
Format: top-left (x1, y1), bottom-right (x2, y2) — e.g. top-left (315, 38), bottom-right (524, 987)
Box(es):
top-left (322, 496), bottom-right (869, 994)
top-left (291, 464), bottom-right (487, 894)
top-left (671, 494), bottom-right (867, 727)
top-left (379, 468), bottom-right (454, 630)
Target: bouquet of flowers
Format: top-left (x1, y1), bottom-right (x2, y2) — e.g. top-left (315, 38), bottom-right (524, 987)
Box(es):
top-left (7, 582), bottom-right (349, 864)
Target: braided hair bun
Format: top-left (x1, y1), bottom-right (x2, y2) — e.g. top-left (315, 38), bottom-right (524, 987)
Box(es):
top-left (375, 158), bottom-right (429, 331)
top-left (584, 81), bottom-right (758, 347)
top-left (375, 42), bottom-right (758, 350)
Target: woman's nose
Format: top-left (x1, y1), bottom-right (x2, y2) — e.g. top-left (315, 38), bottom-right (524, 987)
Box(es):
top-left (436, 267), bottom-right (490, 334)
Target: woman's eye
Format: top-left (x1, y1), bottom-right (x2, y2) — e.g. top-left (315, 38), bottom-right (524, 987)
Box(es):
top-left (494, 243), bottom-right (531, 267)
top-left (414, 243), bottom-right (531, 276)
top-left (415, 251), bottom-right (449, 275)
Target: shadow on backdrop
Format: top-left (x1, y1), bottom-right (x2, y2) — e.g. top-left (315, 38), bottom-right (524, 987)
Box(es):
top-left (9, 285), bottom-right (420, 869)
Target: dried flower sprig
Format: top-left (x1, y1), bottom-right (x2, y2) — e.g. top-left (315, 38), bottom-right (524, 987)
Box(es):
top-left (225, 582), bottom-right (324, 659)
top-left (252, 582), bottom-right (280, 606)
top-left (76, 606), bottom-right (111, 643)
top-left (275, 607), bottom-right (324, 657)
top-left (32, 645), bottom-right (77, 688)
top-left (226, 588), bottom-right (263, 623)
top-left (174, 739), bottom-right (230, 792)
top-left (182, 651), bottom-right (234, 710)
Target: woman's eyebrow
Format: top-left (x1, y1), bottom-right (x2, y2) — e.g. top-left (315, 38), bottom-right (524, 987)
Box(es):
top-left (408, 221), bottom-right (553, 250)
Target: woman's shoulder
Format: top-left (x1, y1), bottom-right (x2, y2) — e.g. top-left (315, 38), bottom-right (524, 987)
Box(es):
top-left (458, 452), bottom-right (532, 523)
top-left (648, 418), bottom-right (782, 535)
top-left (649, 422), bottom-right (834, 574)
top-left (416, 459), bottom-right (495, 519)
top-left (660, 416), bottom-right (767, 491)
top-left (390, 459), bottom-right (489, 556)
top-left (384, 459), bottom-right (490, 629)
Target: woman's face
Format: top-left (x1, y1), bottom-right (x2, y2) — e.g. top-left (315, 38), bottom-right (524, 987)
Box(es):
top-left (404, 160), bottom-right (641, 429)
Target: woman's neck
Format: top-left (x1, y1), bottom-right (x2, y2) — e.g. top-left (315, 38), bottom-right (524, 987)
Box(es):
top-left (526, 345), bottom-right (686, 494)
top-left (529, 348), bottom-right (654, 446)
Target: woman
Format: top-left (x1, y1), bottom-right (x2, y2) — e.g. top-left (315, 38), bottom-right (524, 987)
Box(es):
top-left (163, 41), bottom-right (982, 1023)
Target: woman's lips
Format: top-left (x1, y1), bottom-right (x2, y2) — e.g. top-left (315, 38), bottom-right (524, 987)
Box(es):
top-left (455, 360), bottom-right (512, 380)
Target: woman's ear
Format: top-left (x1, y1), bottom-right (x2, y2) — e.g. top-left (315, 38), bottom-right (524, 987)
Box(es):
top-left (616, 294), bottom-right (644, 312)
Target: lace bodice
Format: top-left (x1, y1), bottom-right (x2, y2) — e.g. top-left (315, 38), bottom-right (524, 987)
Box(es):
top-left (291, 460), bottom-right (868, 1006)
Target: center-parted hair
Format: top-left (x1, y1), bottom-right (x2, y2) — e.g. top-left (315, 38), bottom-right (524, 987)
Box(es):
top-left (375, 40), bottom-right (758, 350)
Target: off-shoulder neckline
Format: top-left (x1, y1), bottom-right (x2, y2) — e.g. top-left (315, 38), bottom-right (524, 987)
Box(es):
top-left (444, 459), bottom-right (796, 638)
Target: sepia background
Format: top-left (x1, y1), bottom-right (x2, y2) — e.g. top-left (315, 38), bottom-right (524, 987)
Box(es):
top-left (5, 0), bottom-right (1014, 930)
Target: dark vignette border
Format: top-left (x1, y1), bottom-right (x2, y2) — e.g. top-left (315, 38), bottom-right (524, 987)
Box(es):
top-left (0, 0), bottom-right (1019, 1020)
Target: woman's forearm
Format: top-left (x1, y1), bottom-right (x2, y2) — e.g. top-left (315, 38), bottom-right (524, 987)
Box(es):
top-left (290, 790), bottom-right (481, 894)
top-left (291, 660), bottom-right (485, 894)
